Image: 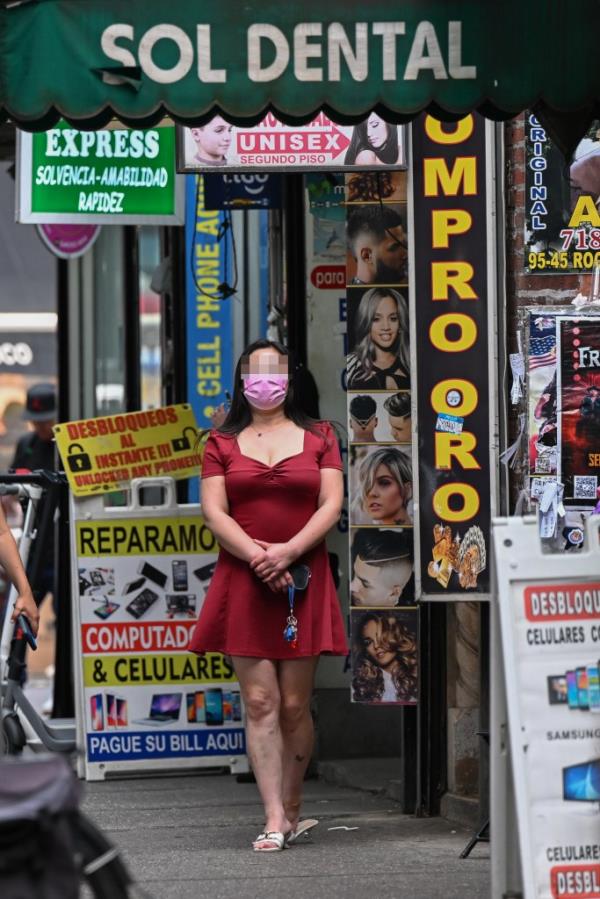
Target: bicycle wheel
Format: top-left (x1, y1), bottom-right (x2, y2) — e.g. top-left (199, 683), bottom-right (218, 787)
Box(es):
top-left (73, 811), bottom-right (133, 899)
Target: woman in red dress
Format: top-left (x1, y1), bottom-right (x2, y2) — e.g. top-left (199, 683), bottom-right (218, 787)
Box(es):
top-left (189, 339), bottom-right (348, 851)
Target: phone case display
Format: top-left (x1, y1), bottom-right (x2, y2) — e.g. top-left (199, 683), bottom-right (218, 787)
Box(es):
top-left (72, 499), bottom-right (248, 780)
top-left (345, 170), bottom-right (418, 705)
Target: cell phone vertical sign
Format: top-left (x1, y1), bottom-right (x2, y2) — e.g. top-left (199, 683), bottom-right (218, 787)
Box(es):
top-left (185, 173), bottom-right (233, 504)
top-left (73, 509), bottom-right (247, 780)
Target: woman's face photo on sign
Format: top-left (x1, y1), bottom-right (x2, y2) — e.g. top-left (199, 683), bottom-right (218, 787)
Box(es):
top-left (349, 444), bottom-right (413, 527)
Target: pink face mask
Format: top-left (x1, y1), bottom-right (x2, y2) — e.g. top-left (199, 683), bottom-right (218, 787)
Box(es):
top-left (242, 374), bottom-right (288, 410)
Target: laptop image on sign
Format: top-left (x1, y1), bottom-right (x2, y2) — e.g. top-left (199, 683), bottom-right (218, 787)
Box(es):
top-left (133, 693), bottom-right (182, 727)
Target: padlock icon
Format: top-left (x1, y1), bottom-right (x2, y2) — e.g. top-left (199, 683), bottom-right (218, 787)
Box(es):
top-left (66, 443), bottom-right (92, 473)
top-left (171, 426), bottom-right (198, 453)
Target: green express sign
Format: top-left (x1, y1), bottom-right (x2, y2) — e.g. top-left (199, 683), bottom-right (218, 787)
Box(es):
top-left (17, 122), bottom-right (183, 224)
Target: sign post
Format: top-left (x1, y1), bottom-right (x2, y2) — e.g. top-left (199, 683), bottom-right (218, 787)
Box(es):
top-left (70, 477), bottom-right (248, 781)
top-left (492, 514), bottom-right (600, 899)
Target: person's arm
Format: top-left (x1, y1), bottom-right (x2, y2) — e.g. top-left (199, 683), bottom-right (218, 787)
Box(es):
top-left (250, 468), bottom-right (344, 582)
top-left (202, 475), bottom-right (265, 564)
top-left (0, 504), bottom-right (39, 635)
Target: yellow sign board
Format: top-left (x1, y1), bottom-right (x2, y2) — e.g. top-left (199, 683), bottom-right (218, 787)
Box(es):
top-left (83, 652), bottom-right (236, 688)
top-left (54, 404), bottom-right (200, 496)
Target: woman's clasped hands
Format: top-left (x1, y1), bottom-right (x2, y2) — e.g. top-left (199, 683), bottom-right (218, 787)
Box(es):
top-left (249, 539), bottom-right (297, 593)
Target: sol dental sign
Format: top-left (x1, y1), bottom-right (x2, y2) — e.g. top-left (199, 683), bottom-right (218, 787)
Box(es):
top-left (17, 122), bottom-right (183, 224)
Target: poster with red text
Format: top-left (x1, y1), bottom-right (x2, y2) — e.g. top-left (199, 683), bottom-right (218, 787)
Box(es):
top-left (558, 318), bottom-right (600, 503)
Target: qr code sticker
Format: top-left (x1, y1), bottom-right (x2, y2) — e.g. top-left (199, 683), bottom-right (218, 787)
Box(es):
top-left (573, 476), bottom-right (598, 499)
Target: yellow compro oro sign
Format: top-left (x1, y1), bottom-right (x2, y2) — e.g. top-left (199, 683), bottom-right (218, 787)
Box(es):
top-left (54, 404), bottom-right (201, 496)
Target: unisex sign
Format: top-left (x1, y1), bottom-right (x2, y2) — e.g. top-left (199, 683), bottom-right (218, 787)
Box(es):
top-left (17, 121), bottom-right (183, 224)
top-left (54, 404), bottom-right (200, 496)
top-left (71, 490), bottom-right (247, 780)
top-left (412, 114), bottom-right (494, 596)
top-left (179, 113), bottom-right (406, 172)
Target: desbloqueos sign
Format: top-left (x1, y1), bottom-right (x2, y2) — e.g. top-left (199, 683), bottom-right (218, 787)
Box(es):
top-left (17, 121), bottom-right (183, 224)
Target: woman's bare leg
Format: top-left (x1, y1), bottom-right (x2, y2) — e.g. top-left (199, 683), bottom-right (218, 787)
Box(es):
top-left (278, 656), bottom-right (320, 830)
top-left (232, 656), bottom-right (292, 841)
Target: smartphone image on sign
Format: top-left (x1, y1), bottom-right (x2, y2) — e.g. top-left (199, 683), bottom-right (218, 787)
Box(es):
top-left (123, 576), bottom-right (146, 595)
top-left (193, 562), bottom-right (216, 584)
top-left (195, 691), bottom-right (205, 724)
top-left (566, 671), bottom-right (579, 709)
top-left (106, 693), bottom-right (117, 727)
top-left (205, 689), bottom-right (223, 726)
top-left (223, 691), bottom-right (233, 723)
top-left (137, 561), bottom-right (167, 589)
top-left (232, 691), bottom-right (242, 722)
top-left (116, 698), bottom-right (128, 727)
top-left (172, 560), bottom-right (188, 592)
top-left (587, 666), bottom-right (600, 712)
top-left (576, 667), bottom-right (590, 710)
top-left (90, 695), bottom-right (104, 731)
top-left (93, 600), bottom-right (120, 620)
top-left (186, 694), bottom-right (196, 724)
top-left (125, 588), bottom-right (159, 619)
top-left (547, 675), bottom-right (568, 705)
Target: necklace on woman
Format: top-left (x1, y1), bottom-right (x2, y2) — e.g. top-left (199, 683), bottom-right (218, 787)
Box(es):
top-left (249, 419), bottom-right (287, 438)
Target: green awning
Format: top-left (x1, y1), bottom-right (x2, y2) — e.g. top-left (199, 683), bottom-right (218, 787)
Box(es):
top-left (4, 0), bottom-right (600, 155)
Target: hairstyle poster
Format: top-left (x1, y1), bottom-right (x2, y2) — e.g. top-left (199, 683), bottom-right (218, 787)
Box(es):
top-left (350, 608), bottom-right (418, 705)
top-left (345, 167), bottom-right (418, 705)
top-left (178, 113), bottom-right (406, 173)
top-left (349, 444), bottom-right (413, 527)
top-left (348, 390), bottom-right (411, 444)
top-left (346, 203), bottom-right (408, 287)
top-left (350, 528), bottom-right (414, 608)
top-left (527, 311), bottom-right (559, 480)
top-left (558, 317), bottom-right (600, 503)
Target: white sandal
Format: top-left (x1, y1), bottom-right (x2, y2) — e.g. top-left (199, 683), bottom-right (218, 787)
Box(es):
top-left (285, 819), bottom-right (319, 846)
top-left (252, 831), bottom-right (287, 852)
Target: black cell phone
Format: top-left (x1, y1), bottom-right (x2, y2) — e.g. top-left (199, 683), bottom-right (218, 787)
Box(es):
top-left (125, 588), bottom-right (159, 619)
top-left (193, 561), bottom-right (216, 583)
top-left (90, 571), bottom-right (105, 586)
top-left (79, 574), bottom-right (92, 594)
top-left (17, 614), bottom-right (37, 650)
top-left (123, 576), bottom-right (146, 594)
top-left (137, 561), bottom-right (167, 589)
top-left (172, 560), bottom-right (188, 591)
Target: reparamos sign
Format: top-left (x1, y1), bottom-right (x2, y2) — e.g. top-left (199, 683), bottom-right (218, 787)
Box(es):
top-left (101, 20), bottom-right (476, 85)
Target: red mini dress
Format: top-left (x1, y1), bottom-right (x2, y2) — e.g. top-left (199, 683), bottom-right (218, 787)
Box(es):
top-left (188, 423), bottom-right (349, 659)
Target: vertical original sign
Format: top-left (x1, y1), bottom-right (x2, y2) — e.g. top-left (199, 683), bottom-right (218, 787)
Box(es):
top-left (185, 175), bottom-right (233, 501)
top-left (412, 114), bottom-right (492, 596)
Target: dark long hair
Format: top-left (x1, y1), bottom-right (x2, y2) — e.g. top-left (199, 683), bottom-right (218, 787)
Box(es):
top-left (216, 339), bottom-right (322, 437)
top-left (344, 118), bottom-right (399, 166)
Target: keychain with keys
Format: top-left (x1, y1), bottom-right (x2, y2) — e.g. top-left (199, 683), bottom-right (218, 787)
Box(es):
top-left (283, 583), bottom-right (298, 649)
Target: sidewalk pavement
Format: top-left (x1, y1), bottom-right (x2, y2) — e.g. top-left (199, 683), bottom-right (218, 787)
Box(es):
top-left (82, 770), bottom-right (490, 899)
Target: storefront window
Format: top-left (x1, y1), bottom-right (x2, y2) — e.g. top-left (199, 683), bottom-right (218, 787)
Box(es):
top-left (138, 227), bottom-right (162, 410)
top-left (93, 227), bottom-right (125, 414)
